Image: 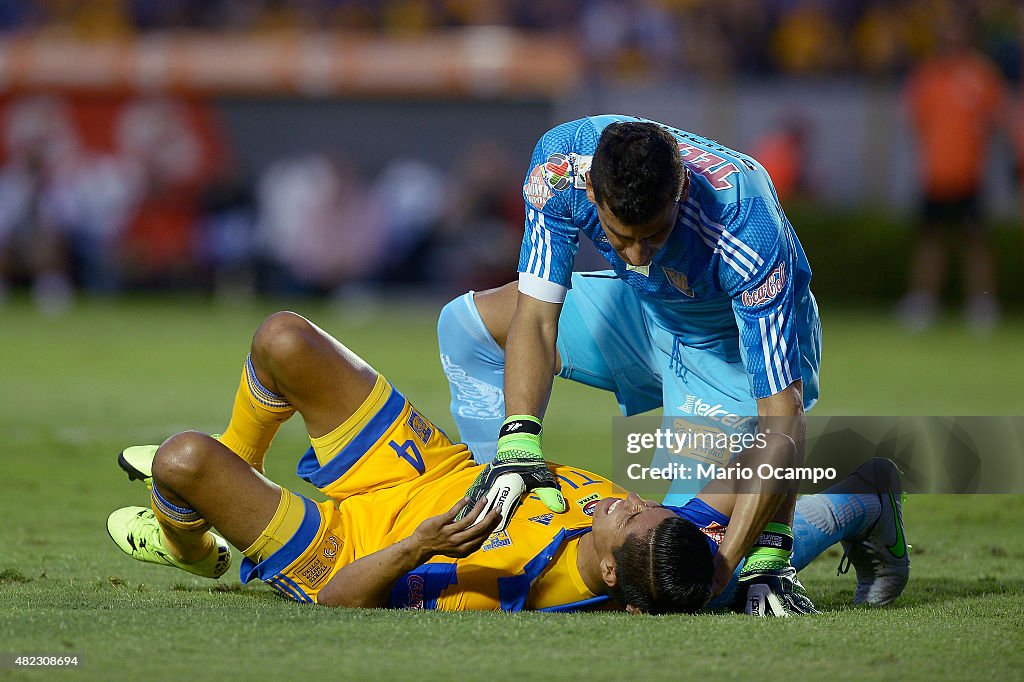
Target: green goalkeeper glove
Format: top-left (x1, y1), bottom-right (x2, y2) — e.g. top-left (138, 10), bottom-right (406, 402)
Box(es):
top-left (456, 415), bottom-right (567, 532)
top-left (731, 523), bottom-right (818, 617)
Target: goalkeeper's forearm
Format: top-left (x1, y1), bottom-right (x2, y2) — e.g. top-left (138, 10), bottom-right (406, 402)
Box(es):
top-left (714, 433), bottom-right (798, 580)
top-left (503, 290), bottom-right (561, 418)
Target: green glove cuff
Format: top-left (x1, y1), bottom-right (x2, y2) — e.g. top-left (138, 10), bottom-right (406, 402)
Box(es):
top-left (497, 415), bottom-right (543, 459)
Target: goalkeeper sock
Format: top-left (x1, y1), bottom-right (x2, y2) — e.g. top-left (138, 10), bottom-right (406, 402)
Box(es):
top-left (792, 491), bottom-right (880, 571)
top-left (437, 292), bottom-right (506, 463)
top-left (218, 355), bottom-right (296, 472)
top-left (741, 522), bottom-right (794, 574)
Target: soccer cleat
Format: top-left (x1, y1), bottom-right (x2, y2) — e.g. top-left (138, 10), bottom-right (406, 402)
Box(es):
top-left (118, 445), bottom-right (158, 487)
top-left (734, 566), bottom-right (819, 617)
top-left (106, 506), bottom-right (231, 579)
top-left (836, 458), bottom-right (911, 606)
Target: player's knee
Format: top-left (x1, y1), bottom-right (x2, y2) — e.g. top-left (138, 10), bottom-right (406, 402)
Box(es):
top-left (251, 311), bottom-right (317, 368)
top-left (153, 431), bottom-right (213, 488)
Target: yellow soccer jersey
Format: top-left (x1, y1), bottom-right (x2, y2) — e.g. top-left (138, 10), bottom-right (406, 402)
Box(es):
top-left (268, 376), bottom-right (624, 611)
top-left (343, 463), bottom-right (620, 611)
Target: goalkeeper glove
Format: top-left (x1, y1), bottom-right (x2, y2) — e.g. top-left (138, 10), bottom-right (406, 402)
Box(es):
top-left (732, 565), bottom-right (818, 617)
top-left (456, 415), bottom-right (566, 532)
top-left (731, 524), bottom-right (817, 616)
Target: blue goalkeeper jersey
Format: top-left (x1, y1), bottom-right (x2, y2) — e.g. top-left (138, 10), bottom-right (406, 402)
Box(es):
top-left (517, 115), bottom-right (817, 400)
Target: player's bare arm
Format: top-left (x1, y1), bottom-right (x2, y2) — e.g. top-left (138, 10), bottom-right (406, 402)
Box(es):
top-left (755, 380), bottom-right (806, 521)
top-left (503, 290), bottom-right (562, 418)
top-left (696, 433), bottom-right (797, 597)
top-left (318, 499), bottom-right (500, 608)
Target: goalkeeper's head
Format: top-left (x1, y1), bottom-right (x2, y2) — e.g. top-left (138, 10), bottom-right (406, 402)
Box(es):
top-left (593, 494), bottom-right (713, 614)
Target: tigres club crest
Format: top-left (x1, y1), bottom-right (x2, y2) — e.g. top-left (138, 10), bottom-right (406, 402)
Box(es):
top-left (663, 267), bottom-right (694, 297)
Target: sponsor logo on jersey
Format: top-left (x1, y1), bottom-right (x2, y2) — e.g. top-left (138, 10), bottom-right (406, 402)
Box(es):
top-left (678, 142), bottom-right (741, 191)
top-left (407, 575), bottom-right (425, 609)
top-left (576, 492), bottom-right (601, 513)
top-left (407, 411), bottom-right (433, 446)
top-left (571, 153), bottom-right (592, 190)
top-left (529, 513), bottom-right (554, 526)
top-left (625, 263), bottom-right (650, 277)
top-left (481, 530), bottom-right (513, 552)
top-left (741, 262), bottom-right (787, 308)
top-left (296, 533), bottom-right (342, 588)
top-left (543, 153), bottom-right (572, 191)
top-left (662, 267), bottom-right (694, 297)
top-left (322, 534), bottom-right (340, 559)
top-left (525, 164), bottom-right (554, 210)
top-left (678, 396), bottom-right (756, 429)
top-left (670, 418), bottom-right (731, 465)
top-left (699, 522), bottom-right (727, 547)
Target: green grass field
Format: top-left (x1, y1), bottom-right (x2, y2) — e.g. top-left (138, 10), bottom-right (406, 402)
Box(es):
top-left (1, 298), bottom-right (1022, 681)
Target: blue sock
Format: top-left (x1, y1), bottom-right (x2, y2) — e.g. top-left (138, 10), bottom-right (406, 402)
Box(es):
top-left (792, 492), bottom-right (880, 570)
top-left (437, 292), bottom-right (506, 462)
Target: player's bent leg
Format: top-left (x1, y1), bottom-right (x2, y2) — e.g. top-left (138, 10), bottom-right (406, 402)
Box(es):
top-left (218, 312), bottom-right (379, 470)
top-left (108, 431), bottom-right (282, 579)
top-left (437, 288), bottom-right (515, 462)
top-left (248, 312), bottom-right (378, 437)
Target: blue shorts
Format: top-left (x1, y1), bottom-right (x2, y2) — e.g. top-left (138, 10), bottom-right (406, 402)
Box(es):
top-left (556, 271), bottom-right (821, 501)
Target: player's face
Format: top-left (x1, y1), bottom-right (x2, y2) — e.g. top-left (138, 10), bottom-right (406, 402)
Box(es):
top-left (585, 175), bottom-right (680, 267)
top-left (590, 492), bottom-right (675, 556)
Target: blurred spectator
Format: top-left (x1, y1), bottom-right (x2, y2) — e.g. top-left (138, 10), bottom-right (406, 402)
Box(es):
top-left (851, 2), bottom-right (911, 76)
top-left (0, 96), bottom-right (79, 314)
top-left (432, 138), bottom-right (521, 293)
top-left (255, 153), bottom-right (385, 295)
top-left (0, 0), bottom-right (1016, 83)
top-left (750, 116), bottom-right (814, 205)
top-left (898, 15), bottom-right (1008, 334)
top-left (770, 1), bottom-right (845, 76)
top-left (196, 172), bottom-right (257, 299)
top-left (370, 158), bottom-right (447, 286)
top-left (115, 97), bottom-right (223, 289)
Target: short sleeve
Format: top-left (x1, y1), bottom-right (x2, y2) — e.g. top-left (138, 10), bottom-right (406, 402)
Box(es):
top-left (517, 123), bottom-right (582, 304)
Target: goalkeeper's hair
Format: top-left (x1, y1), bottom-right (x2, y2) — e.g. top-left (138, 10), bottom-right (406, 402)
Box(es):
top-left (590, 121), bottom-right (686, 226)
top-left (609, 516), bottom-right (713, 614)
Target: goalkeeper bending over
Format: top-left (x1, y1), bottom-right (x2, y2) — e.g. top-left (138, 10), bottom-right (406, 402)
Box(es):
top-left (107, 312), bottom-right (909, 614)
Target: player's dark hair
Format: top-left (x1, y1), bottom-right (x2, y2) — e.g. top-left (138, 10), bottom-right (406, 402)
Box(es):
top-left (590, 122), bottom-right (685, 226)
top-left (609, 516), bottom-right (713, 615)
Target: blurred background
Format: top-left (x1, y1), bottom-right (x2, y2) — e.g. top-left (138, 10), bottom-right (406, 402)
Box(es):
top-left (0, 0), bottom-right (1020, 331)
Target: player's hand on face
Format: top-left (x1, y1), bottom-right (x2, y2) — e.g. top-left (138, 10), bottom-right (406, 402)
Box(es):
top-left (412, 497), bottom-right (501, 559)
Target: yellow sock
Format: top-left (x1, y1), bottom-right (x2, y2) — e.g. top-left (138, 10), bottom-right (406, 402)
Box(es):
top-left (218, 355), bottom-right (296, 472)
top-left (240, 488), bottom-right (305, 564)
top-left (151, 483), bottom-right (213, 561)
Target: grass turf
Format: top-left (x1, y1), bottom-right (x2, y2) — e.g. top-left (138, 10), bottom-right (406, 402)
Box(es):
top-left (1, 298), bottom-right (1022, 681)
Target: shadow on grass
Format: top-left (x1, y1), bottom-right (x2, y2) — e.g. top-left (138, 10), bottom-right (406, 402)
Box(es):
top-left (169, 582), bottom-right (286, 604)
top-left (808, 575), bottom-right (1024, 613)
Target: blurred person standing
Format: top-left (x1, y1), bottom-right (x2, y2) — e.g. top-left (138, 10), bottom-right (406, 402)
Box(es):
top-left (899, 15), bottom-right (1007, 333)
top-left (0, 96), bottom-right (80, 314)
top-left (115, 98), bottom-right (224, 289)
top-left (433, 139), bottom-right (521, 293)
top-left (255, 153), bottom-right (385, 295)
top-left (750, 117), bottom-right (814, 205)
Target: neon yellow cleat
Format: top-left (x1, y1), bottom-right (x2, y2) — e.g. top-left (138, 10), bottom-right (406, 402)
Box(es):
top-left (106, 506), bottom-right (231, 579)
top-left (118, 445), bottom-right (157, 488)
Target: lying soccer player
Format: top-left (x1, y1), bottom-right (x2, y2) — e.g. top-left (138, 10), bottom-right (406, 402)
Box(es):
top-left (107, 312), bottom-right (909, 614)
